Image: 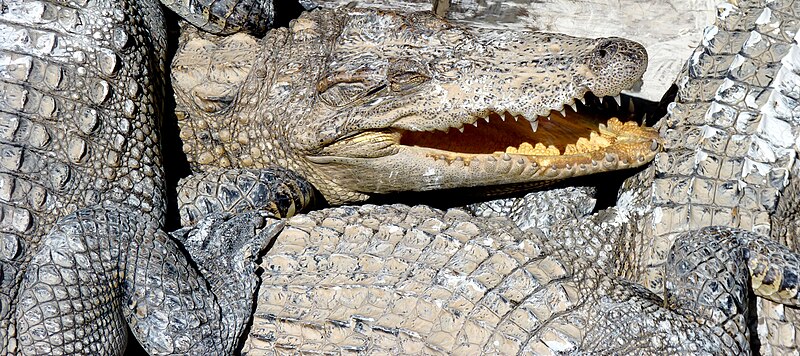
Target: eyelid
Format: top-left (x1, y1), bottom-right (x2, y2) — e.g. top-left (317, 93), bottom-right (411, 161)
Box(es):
top-left (316, 70), bottom-right (376, 93)
top-left (391, 71), bottom-right (426, 80)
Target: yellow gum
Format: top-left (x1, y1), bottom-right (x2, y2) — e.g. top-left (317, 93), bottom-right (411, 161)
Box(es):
top-left (499, 124), bottom-right (619, 156)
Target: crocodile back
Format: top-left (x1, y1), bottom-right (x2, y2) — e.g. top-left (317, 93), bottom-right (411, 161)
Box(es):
top-left (0, 0), bottom-right (167, 352)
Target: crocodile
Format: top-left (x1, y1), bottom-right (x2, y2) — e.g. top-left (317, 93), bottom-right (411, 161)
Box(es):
top-left (0, 1), bottom-right (661, 354)
top-left (170, 6), bottom-right (659, 209)
top-left (168, 1), bottom-right (800, 354)
top-left (0, 0), bottom-right (307, 354)
top-left (473, 1), bottom-right (800, 353)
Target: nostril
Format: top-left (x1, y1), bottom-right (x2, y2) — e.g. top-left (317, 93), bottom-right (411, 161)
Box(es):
top-left (594, 41), bottom-right (617, 60)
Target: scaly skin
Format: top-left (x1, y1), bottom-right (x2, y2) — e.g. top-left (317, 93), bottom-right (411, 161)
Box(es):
top-left (471, 1), bottom-right (800, 353)
top-left (613, 2), bottom-right (800, 353)
top-left (160, 0), bottom-right (274, 35)
top-left (172, 7), bottom-right (661, 205)
top-left (0, 0), bottom-right (289, 354)
top-left (232, 203), bottom-right (799, 354)
top-left (173, 1), bottom-right (800, 353)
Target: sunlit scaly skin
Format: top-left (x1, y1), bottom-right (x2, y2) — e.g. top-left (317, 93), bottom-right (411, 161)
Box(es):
top-left (474, 1), bottom-right (800, 353)
top-left (160, 0), bottom-right (274, 35)
top-left (0, 0), bottom-right (284, 354)
top-left (614, 2), bottom-right (800, 353)
top-left (232, 203), bottom-right (800, 354)
top-left (165, 1), bottom-right (800, 353)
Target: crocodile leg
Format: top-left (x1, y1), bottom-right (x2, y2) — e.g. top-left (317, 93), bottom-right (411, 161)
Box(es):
top-left (667, 227), bottom-right (800, 309)
top-left (169, 210), bottom-right (287, 355)
top-left (466, 186), bottom-right (597, 236)
top-left (17, 204), bottom-right (289, 354)
top-left (16, 206), bottom-right (252, 354)
top-left (160, 0), bottom-right (274, 35)
top-left (176, 168), bottom-right (316, 226)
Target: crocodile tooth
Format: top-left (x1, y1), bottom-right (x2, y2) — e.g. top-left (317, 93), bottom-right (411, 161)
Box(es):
top-left (650, 140), bottom-right (659, 151)
top-left (604, 152), bottom-right (617, 162)
top-left (484, 116), bottom-right (491, 123)
top-left (529, 118), bottom-right (539, 132)
top-left (458, 126), bottom-right (465, 133)
top-left (558, 109), bottom-right (566, 117)
top-left (472, 121), bottom-right (479, 127)
top-left (589, 131), bottom-right (610, 146)
top-left (598, 96), bottom-right (604, 104)
top-left (578, 97), bottom-right (586, 106)
top-left (628, 99), bottom-right (635, 112)
top-left (613, 95), bottom-right (621, 106)
top-left (502, 153), bottom-right (512, 161)
top-left (568, 102), bottom-right (577, 112)
top-left (575, 137), bottom-right (590, 151)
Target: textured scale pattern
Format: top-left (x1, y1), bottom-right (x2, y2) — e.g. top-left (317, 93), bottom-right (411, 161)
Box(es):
top-left (0, 0), bottom-right (167, 353)
top-left (467, 186), bottom-right (596, 236)
top-left (0, 0), bottom-right (280, 353)
top-left (239, 203), bottom-right (800, 354)
top-left (19, 206), bottom-right (220, 354)
top-left (612, 1), bottom-right (800, 353)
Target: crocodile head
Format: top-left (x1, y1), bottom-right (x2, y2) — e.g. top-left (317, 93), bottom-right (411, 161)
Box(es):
top-left (173, 8), bottom-right (660, 204)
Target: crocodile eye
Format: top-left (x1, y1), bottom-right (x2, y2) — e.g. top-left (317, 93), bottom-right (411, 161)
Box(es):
top-left (592, 40), bottom-right (617, 62)
top-left (316, 71), bottom-right (387, 107)
top-left (388, 58), bottom-right (430, 92)
top-left (389, 71), bottom-right (429, 92)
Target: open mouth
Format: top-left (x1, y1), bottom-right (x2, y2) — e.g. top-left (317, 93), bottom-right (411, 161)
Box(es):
top-left (397, 92), bottom-right (660, 163)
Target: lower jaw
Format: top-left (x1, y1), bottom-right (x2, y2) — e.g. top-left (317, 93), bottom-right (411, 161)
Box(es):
top-left (311, 142), bottom-right (659, 195)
